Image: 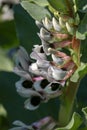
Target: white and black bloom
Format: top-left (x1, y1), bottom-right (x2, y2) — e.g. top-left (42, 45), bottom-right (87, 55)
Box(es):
top-left (9, 117), bottom-right (57, 130)
top-left (13, 14), bottom-right (76, 111)
top-left (13, 46), bottom-right (32, 80)
top-left (15, 77), bottom-right (62, 110)
top-left (9, 120), bottom-right (34, 130)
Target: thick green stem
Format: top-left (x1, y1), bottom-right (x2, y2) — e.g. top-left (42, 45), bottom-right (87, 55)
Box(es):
top-left (58, 81), bottom-right (80, 126)
top-left (65, 0), bottom-right (74, 17)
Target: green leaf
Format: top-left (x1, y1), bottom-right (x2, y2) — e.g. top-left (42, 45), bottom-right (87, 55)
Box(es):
top-left (82, 107), bottom-right (87, 120)
top-left (22, 0), bottom-right (49, 7)
top-left (0, 104), bottom-right (9, 130)
top-left (77, 13), bottom-right (87, 38)
top-left (55, 112), bottom-right (82, 130)
top-left (21, 1), bottom-right (51, 21)
top-left (0, 48), bottom-right (13, 72)
top-left (80, 37), bottom-right (87, 63)
top-left (77, 75), bottom-right (87, 110)
top-left (0, 20), bottom-right (19, 49)
top-left (76, 31), bottom-right (86, 40)
top-left (70, 63), bottom-right (87, 82)
top-left (14, 4), bottom-right (40, 51)
top-left (48, 0), bottom-right (73, 13)
top-left (76, 0), bottom-right (87, 13)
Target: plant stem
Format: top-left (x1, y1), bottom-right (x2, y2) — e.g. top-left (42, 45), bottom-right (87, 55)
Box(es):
top-left (58, 80), bottom-right (80, 126)
top-left (65, 0), bottom-right (74, 17)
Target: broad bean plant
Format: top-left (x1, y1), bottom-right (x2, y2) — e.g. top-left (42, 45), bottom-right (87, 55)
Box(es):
top-left (0, 0), bottom-right (87, 130)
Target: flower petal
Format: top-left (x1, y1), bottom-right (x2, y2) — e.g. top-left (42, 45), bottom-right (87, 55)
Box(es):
top-left (13, 67), bottom-right (32, 80)
top-left (15, 78), bottom-right (33, 91)
top-left (52, 54), bottom-right (63, 65)
top-left (13, 120), bottom-right (27, 127)
top-left (40, 27), bottom-right (51, 41)
top-left (44, 82), bottom-right (61, 94)
top-left (52, 17), bottom-right (61, 31)
top-left (48, 66), bottom-right (67, 80)
top-left (42, 17), bottom-right (52, 30)
top-left (15, 46), bottom-right (30, 70)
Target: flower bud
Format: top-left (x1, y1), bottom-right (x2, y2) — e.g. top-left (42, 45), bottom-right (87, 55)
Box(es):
top-left (40, 27), bottom-right (51, 41)
top-left (35, 20), bottom-right (43, 28)
top-left (42, 17), bottom-right (52, 30)
top-left (59, 17), bottom-right (65, 28)
top-left (52, 54), bottom-right (63, 65)
top-left (52, 17), bottom-right (61, 31)
top-left (66, 22), bottom-right (74, 35)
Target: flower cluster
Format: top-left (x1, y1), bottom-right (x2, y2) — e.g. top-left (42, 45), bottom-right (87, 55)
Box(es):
top-left (13, 15), bottom-right (78, 110)
top-left (10, 116), bottom-right (57, 130)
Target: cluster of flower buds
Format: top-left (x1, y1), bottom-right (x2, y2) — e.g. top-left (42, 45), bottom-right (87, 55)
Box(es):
top-left (9, 116), bottom-right (57, 130)
top-left (14, 15), bottom-right (78, 110)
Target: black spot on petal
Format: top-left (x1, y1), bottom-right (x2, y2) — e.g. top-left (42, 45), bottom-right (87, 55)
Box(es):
top-left (40, 79), bottom-right (49, 89)
top-left (51, 83), bottom-right (60, 91)
top-left (31, 96), bottom-right (41, 106)
top-left (22, 80), bottom-right (32, 89)
top-left (40, 46), bottom-right (44, 53)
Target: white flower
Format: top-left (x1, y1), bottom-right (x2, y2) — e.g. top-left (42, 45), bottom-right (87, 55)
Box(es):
top-left (42, 17), bottom-right (52, 30)
top-left (39, 27), bottom-right (52, 41)
top-left (13, 46), bottom-right (32, 80)
top-left (33, 79), bottom-right (62, 99)
top-left (9, 116), bottom-right (57, 130)
top-left (48, 66), bottom-right (67, 81)
top-left (9, 120), bottom-right (34, 130)
top-left (24, 95), bottom-right (42, 110)
top-left (51, 54), bottom-right (64, 65)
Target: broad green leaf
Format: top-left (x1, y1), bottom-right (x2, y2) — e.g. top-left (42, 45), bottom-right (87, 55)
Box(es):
top-left (0, 20), bottom-right (19, 49)
top-left (14, 4), bottom-right (40, 51)
top-left (22, 0), bottom-right (49, 7)
top-left (77, 75), bottom-right (87, 110)
top-left (55, 112), bottom-right (82, 130)
top-left (21, 1), bottom-right (51, 21)
top-left (80, 37), bottom-right (87, 63)
top-left (0, 48), bottom-right (13, 71)
top-left (70, 63), bottom-right (87, 82)
top-left (0, 104), bottom-right (9, 130)
top-left (48, 0), bottom-right (73, 13)
top-left (77, 13), bottom-right (87, 37)
top-left (76, 31), bottom-right (86, 40)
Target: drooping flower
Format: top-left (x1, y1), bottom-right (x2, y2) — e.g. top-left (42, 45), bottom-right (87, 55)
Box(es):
top-left (14, 44), bottom-right (76, 110)
top-left (9, 116), bottom-right (57, 130)
top-left (15, 78), bottom-right (62, 110)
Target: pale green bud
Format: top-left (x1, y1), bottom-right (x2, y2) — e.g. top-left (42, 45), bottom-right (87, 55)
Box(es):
top-left (66, 22), bottom-right (74, 35)
top-left (74, 14), bottom-right (80, 25)
top-left (42, 17), bottom-right (52, 30)
top-left (68, 18), bottom-right (74, 25)
top-left (59, 17), bottom-right (65, 28)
